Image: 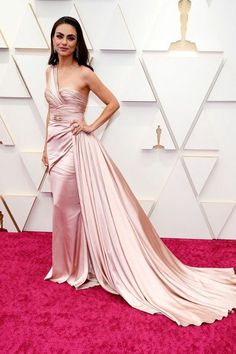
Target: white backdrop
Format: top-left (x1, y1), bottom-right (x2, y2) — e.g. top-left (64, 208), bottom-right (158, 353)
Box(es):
top-left (0, 0), bottom-right (236, 239)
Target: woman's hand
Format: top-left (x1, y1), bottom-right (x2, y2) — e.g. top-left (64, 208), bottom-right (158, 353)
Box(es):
top-left (70, 120), bottom-right (94, 135)
top-left (42, 149), bottom-right (49, 168)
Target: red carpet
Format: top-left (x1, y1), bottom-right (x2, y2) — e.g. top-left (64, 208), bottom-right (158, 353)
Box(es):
top-left (0, 232), bottom-right (235, 354)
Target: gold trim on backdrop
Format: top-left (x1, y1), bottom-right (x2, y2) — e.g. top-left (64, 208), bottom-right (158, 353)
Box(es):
top-left (0, 30), bottom-right (9, 48)
top-left (181, 156), bottom-right (219, 239)
top-left (0, 114), bottom-right (15, 146)
top-left (89, 56), bottom-right (94, 65)
top-left (117, 4), bottom-right (136, 50)
top-left (182, 55), bottom-right (224, 149)
top-left (20, 150), bottom-right (48, 191)
top-left (99, 4), bottom-right (136, 51)
top-left (2, 194), bottom-right (37, 231)
top-left (21, 197), bottom-right (36, 231)
top-left (0, 195), bottom-right (20, 231)
top-left (148, 155), bottom-right (179, 219)
top-left (74, 3), bottom-right (93, 50)
top-left (11, 55), bottom-right (32, 97)
top-left (38, 169), bottom-right (50, 192)
top-left (198, 202), bottom-right (215, 239)
top-left (138, 57), bottom-right (157, 102)
top-left (29, 2), bottom-right (49, 49)
top-left (0, 210), bottom-right (4, 228)
top-left (200, 201), bottom-right (236, 240)
top-left (182, 155), bottom-right (218, 196)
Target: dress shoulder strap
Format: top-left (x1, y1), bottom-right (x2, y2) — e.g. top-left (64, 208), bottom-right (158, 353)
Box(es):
top-left (45, 65), bottom-right (52, 89)
top-left (47, 65), bottom-right (58, 96)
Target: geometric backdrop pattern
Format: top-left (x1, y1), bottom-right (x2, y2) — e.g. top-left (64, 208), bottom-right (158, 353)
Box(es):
top-left (1, 0), bottom-right (236, 240)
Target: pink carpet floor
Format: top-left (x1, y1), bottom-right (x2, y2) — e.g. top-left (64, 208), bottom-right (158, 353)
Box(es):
top-left (0, 232), bottom-right (235, 354)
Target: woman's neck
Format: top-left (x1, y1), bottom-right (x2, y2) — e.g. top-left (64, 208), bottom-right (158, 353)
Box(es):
top-left (57, 56), bottom-right (77, 69)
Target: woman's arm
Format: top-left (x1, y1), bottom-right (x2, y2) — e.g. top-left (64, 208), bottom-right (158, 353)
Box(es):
top-left (86, 69), bottom-right (120, 131)
top-left (42, 108), bottom-right (50, 167)
top-left (43, 108), bottom-right (50, 150)
top-left (42, 66), bottom-right (51, 167)
top-left (71, 67), bottom-right (120, 135)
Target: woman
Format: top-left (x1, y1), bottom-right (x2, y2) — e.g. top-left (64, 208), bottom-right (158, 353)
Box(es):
top-left (43, 16), bottom-right (236, 327)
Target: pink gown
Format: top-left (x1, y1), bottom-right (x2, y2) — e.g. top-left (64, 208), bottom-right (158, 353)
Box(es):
top-left (44, 64), bottom-right (236, 327)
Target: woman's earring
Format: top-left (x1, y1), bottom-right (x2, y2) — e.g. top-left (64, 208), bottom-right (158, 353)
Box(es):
top-left (76, 46), bottom-right (79, 58)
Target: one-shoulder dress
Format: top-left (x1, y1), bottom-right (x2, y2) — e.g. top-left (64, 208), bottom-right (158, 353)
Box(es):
top-left (44, 64), bottom-right (236, 327)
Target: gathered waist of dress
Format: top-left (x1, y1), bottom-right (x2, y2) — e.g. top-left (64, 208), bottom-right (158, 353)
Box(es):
top-left (49, 108), bottom-right (85, 123)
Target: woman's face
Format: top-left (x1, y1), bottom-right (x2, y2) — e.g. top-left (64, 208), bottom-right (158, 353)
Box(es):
top-left (53, 23), bottom-right (77, 57)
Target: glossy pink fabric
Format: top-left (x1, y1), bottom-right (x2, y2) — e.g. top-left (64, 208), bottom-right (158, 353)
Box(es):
top-left (44, 65), bottom-right (236, 326)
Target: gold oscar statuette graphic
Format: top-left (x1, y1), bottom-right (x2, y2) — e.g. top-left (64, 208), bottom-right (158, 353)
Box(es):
top-left (0, 211), bottom-right (8, 232)
top-left (169, 0), bottom-right (197, 51)
top-left (153, 125), bottom-right (165, 149)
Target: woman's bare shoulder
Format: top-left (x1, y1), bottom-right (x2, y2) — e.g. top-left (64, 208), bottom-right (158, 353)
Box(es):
top-left (79, 65), bottom-right (96, 85)
top-left (79, 65), bottom-right (94, 76)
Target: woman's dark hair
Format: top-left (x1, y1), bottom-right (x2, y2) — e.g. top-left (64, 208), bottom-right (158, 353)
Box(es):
top-left (48, 16), bottom-right (93, 71)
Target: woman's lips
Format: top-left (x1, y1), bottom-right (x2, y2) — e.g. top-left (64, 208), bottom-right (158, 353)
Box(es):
top-left (59, 48), bottom-right (68, 51)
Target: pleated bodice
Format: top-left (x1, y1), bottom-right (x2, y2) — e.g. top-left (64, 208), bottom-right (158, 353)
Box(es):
top-left (44, 65), bottom-right (88, 122)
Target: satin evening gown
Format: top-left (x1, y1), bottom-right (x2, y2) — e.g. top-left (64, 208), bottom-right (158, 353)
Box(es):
top-left (44, 64), bottom-right (236, 327)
